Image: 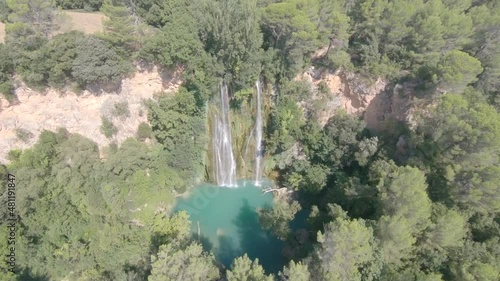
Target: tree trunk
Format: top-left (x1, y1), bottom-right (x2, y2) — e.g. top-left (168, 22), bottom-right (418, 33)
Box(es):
top-left (263, 187), bottom-right (293, 194)
top-left (323, 36), bottom-right (335, 60)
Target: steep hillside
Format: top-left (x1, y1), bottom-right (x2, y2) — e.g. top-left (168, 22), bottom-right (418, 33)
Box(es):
top-left (295, 67), bottom-right (413, 131)
top-left (0, 65), bottom-right (182, 163)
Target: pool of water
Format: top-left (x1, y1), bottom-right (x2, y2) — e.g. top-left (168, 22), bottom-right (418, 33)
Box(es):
top-left (173, 180), bottom-right (285, 273)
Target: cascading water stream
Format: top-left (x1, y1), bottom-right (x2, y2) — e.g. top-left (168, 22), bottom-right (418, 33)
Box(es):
top-left (212, 82), bottom-right (237, 187)
top-left (254, 80), bottom-right (263, 186)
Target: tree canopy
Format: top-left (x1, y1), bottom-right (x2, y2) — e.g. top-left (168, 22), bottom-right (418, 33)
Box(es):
top-left (1, 0), bottom-right (499, 280)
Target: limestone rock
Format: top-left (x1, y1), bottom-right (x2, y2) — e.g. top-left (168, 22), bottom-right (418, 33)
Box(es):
top-left (294, 67), bottom-right (413, 132)
top-left (0, 65), bottom-right (183, 163)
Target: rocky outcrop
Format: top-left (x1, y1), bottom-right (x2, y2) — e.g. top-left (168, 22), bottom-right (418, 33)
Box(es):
top-left (295, 67), bottom-right (413, 131)
top-left (0, 64), bottom-right (183, 163)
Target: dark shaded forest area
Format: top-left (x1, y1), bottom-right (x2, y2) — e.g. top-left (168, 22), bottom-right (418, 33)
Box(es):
top-left (0, 0), bottom-right (499, 280)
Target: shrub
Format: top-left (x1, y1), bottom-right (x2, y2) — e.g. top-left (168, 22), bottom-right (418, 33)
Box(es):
top-left (136, 122), bottom-right (152, 140)
top-left (0, 81), bottom-right (14, 101)
top-left (44, 31), bottom-right (81, 88)
top-left (72, 35), bottom-right (130, 85)
top-left (318, 81), bottom-right (330, 94)
top-left (112, 101), bottom-right (130, 118)
top-left (55, 0), bottom-right (103, 11)
top-left (100, 116), bottom-right (118, 138)
top-left (0, 43), bottom-right (14, 99)
top-left (7, 149), bottom-right (22, 161)
top-left (16, 128), bottom-right (34, 143)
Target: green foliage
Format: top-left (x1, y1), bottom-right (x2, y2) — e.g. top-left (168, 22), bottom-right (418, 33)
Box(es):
top-left (6, 34), bottom-right (49, 88)
top-left (3, 1), bottom-right (500, 280)
top-left (310, 217), bottom-right (380, 281)
top-left (415, 92), bottom-right (500, 213)
top-left (199, 0), bottom-right (263, 89)
top-left (469, 213), bottom-right (500, 243)
top-left (133, 0), bottom-right (191, 28)
top-left (261, 0), bottom-right (320, 76)
top-left (15, 128), bottom-right (34, 143)
top-left (4, 127), bottom-right (201, 280)
top-left (99, 0), bottom-right (137, 57)
top-left (6, 131), bottom-right (145, 279)
top-left (370, 161), bottom-right (432, 234)
top-left (318, 0), bottom-right (354, 71)
top-left (3, 30), bottom-right (80, 89)
top-left (43, 31), bottom-right (81, 88)
top-left (435, 50), bottom-right (483, 93)
top-left (152, 211), bottom-right (191, 246)
top-left (226, 254), bottom-right (274, 281)
top-left (148, 88), bottom-right (206, 181)
top-left (6, 149), bottom-right (21, 162)
top-left (136, 0), bottom-right (223, 98)
top-left (56, 0), bottom-right (103, 11)
top-left (376, 215), bottom-right (416, 266)
top-left (100, 116), bottom-right (118, 138)
top-left (350, 0), bottom-right (475, 76)
top-left (0, 43), bottom-right (14, 99)
top-left (305, 111), bottom-right (368, 168)
top-left (72, 35), bottom-right (131, 85)
top-left (355, 137), bottom-right (379, 166)
top-left (422, 204), bottom-right (467, 249)
top-left (6, 0), bottom-right (60, 37)
top-left (3, 1), bottom-right (132, 89)
top-left (379, 266), bottom-right (444, 281)
top-left (0, 80), bottom-right (13, 100)
top-left (0, 0), bottom-right (11, 21)
top-left (446, 239), bottom-right (500, 281)
top-left (317, 0), bottom-right (351, 46)
top-left (136, 122), bottom-right (153, 140)
top-left (259, 199), bottom-right (301, 240)
top-left (112, 101), bottom-right (130, 118)
top-left (138, 0), bottom-right (206, 65)
top-left (268, 80), bottom-right (309, 154)
top-left (278, 261), bottom-right (310, 281)
top-left (268, 97), bottom-right (304, 153)
top-left (149, 242), bottom-right (220, 281)
top-left (103, 137), bottom-right (149, 179)
top-left (468, 2), bottom-right (500, 100)
top-left (140, 20), bottom-right (205, 68)
top-left (0, 226), bottom-right (17, 281)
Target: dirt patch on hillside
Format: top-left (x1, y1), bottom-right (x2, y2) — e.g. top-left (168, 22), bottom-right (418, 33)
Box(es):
top-left (0, 22), bottom-right (5, 43)
top-left (57, 11), bottom-right (106, 34)
top-left (0, 11), bottom-right (104, 43)
top-left (0, 65), bottom-right (182, 163)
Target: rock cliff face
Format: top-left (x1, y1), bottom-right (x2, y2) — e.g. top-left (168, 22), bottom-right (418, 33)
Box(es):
top-left (0, 65), bottom-right (182, 163)
top-left (295, 67), bottom-right (413, 131)
top-left (0, 63), bottom-right (414, 163)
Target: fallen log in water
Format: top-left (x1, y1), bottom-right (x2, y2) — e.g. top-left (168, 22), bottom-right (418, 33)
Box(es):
top-left (263, 187), bottom-right (293, 195)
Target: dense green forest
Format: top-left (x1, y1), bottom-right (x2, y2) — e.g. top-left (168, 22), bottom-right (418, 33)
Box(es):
top-left (1, 0), bottom-right (499, 280)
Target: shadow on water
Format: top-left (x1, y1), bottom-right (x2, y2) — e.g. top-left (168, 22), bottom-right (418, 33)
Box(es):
top-left (232, 199), bottom-right (285, 274)
top-left (192, 233), bottom-right (214, 254)
top-left (216, 235), bottom-right (239, 269)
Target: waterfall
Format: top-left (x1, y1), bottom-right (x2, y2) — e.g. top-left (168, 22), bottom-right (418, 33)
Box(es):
top-left (254, 80), bottom-right (263, 186)
top-left (212, 82), bottom-right (237, 187)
